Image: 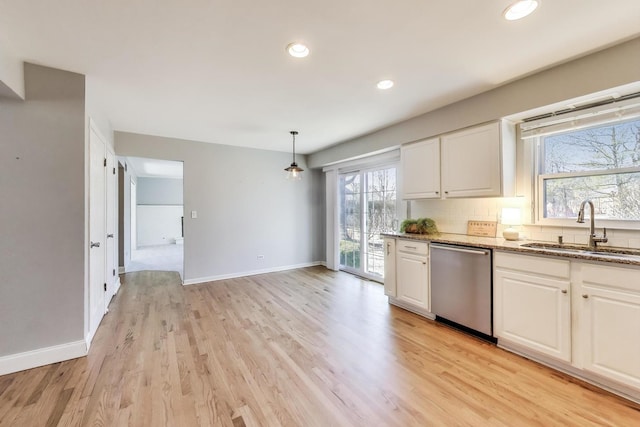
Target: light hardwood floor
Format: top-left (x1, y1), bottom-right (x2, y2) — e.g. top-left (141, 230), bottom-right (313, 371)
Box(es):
top-left (1, 267), bottom-right (639, 426)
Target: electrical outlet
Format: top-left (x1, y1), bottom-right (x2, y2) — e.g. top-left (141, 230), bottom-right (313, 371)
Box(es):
top-left (257, 255), bottom-right (265, 260)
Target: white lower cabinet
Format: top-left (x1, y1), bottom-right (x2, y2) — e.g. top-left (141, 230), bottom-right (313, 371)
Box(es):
top-left (495, 250), bottom-right (640, 401)
top-left (383, 238), bottom-right (396, 297)
top-left (494, 252), bottom-right (571, 362)
top-left (391, 240), bottom-right (430, 313)
top-left (577, 262), bottom-right (640, 391)
top-left (396, 251), bottom-right (429, 310)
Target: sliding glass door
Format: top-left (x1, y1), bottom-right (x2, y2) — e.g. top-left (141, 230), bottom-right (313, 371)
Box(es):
top-left (339, 166), bottom-right (398, 280)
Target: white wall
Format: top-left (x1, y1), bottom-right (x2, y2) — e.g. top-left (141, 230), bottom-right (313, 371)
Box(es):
top-left (115, 132), bottom-right (325, 283)
top-left (0, 64), bottom-right (86, 361)
top-left (137, 205), bottom-right (184, 246)
top-left (0, 40), bottom-right (24, 99)
top-left (85, 76), bottom-right (113, 149)
top-left (411, 198), bottom-right (640, 249)
top-left (136, 176), bottom-right (184, 247)
top-left (137, 177), bottom-right (183, 205)
top-left (118, 159), bottom-right (137, 270)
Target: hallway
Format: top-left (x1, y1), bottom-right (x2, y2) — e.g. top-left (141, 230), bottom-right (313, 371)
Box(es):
top-left (127, 244), bottom-right (183, 280)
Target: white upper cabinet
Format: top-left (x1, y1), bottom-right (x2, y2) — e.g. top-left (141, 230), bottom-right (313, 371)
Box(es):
top-left (440, 121), bottom-right (515, 198)
top-left (401, 137), bottom-right (440, 199)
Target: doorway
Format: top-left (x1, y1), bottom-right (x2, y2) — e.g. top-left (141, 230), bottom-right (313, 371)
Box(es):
top-left (119, 157), bottom-right (184, 280)
top-left (339, 165), bottom-right (398, 281)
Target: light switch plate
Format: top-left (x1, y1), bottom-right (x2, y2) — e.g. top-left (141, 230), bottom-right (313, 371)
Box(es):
top-left (191, 210), bottom-right (197, 219)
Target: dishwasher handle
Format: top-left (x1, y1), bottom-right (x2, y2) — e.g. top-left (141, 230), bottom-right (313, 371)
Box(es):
top-left (430, 244), bottom-right (489, 256)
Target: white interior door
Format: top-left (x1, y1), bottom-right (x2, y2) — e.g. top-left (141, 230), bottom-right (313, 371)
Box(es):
top-left (89, 125), bottom-right (107, 342)
top-left (105, 149), bottom-right (117, 307)
top-left (130, 179), bottom-right (137, 251)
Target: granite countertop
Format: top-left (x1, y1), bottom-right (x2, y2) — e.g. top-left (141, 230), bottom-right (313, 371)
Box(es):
top-left (381, 232), bottom-right (640, 267)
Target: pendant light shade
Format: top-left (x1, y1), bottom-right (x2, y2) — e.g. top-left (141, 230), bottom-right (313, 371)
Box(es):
top-left (285, 130), bottom-right (304, 180)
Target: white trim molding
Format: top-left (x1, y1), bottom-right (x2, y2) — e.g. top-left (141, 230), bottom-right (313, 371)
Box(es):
top-left (182, 261), bottom-right (325, 286)
top-left (114, 276), bottom-right (121, 295)
top-left (0, 340), bottom-right (87, 376)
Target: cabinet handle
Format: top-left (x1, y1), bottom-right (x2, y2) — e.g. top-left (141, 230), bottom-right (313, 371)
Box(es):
top-left (435, 191), bottom-right (439, 194)
top-left (386, 243), bottom-right (391, 256)
top-left (405, 246), bottom-right (417, 250)
top-left (444, 191), bottom-right (449, 194)
top-left (431, 244), bottom-right (487, 256)
top-left (561, 289), bottom-right (567, 294)
top-left (422, 262), bottom-right (427, 265)
top-left (107, 234), bottom-right (114, 238)
top-left (582, 294), bottom-right (589, 299)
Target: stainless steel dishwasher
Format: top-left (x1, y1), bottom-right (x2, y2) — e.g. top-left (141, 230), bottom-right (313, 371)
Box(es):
top-left (430, 243), bottom-right (493, 338)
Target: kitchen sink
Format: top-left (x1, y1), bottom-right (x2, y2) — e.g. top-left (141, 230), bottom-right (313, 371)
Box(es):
top-left (520, 242), bottom-right (640, 262)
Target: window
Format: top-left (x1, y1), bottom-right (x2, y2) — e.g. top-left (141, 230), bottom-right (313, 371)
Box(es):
top-left (534, 116), bottom-right (640, 223)
top-left (339, 165), bottom-right (398, 279)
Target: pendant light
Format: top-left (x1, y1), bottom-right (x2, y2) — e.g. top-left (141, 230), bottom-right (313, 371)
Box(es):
top-left (284, 130), bottom-right (304, 180)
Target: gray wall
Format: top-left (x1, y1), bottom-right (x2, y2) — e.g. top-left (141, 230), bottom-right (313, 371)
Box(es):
top-left (115, 132), bottom-right (325, 282)
top-left (0, 64), bottom-right (85, 356)
top-left (309, 37), bottom-right (640, 168)
top-left (137, 177), bottom-right (183, 205)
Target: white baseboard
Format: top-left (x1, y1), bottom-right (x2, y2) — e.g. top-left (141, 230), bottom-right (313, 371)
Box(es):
top-left (182, 261), bottom-right (325, 286)
top-left (0, 340), bottom-right (87, 376)
top-left (85, 326), bottom-right (97, 351)
top-left (112, 277), bottom-right (121, 298)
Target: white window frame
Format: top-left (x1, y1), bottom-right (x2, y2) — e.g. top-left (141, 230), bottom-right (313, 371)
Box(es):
top-left (338, 161), bottom-right (401, 282)
top-left (323, 149), bottom-right (403, 281)
top-left (525, 98), bottom-right (640, 230)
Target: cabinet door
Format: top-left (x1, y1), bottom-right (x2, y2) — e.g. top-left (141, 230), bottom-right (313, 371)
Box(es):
top-left (494, 268), bottom-right (571, 362)
top-left (580, 265), bottom-right (640, 390)
top-left (383, 238), bottom-right (396, 297)
top-left (441, 122), bottom-right (501, 198)
top-left (396, 251), bottom-right (429, 310)
top-left (401, 138), bottom-right (440, 199)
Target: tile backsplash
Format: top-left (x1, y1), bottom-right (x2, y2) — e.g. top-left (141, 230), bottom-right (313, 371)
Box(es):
top-left (410, 197), bottom-right (640, 249)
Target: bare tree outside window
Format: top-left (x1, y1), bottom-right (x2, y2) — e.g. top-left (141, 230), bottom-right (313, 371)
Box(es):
top-left (339, 167), bottom-right (397, 277)
top-left (541, 118), bottom-right (640, 221)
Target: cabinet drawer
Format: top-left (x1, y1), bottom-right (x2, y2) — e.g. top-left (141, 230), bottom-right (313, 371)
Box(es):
top-left (495, 251), bottom-right (570, 279)
top-left (397, 240), bottom-right (429, 255)
top-left (579, 262), bottom-right (640, 293)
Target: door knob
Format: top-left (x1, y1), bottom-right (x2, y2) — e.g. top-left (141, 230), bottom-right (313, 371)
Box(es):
top-left (90, 241), bottom-right (100, 248)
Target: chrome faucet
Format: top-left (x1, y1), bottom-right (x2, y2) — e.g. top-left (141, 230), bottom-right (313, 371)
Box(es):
top-left (577, 199), bottom-right (608, 250)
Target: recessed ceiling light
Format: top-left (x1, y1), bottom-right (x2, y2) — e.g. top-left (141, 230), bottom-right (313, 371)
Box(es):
top-left (287, 43), bottom-right (309, 58)
top-left (503, 0), bottom-right (539, 21)
top-left (377, 80), bottom-right (394, 90)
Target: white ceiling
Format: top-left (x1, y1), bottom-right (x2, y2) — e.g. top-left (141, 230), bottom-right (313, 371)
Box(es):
top-left (126, 156), bottom-right (183, 179)
top-left (1, 1), bottom-right (639, 154)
